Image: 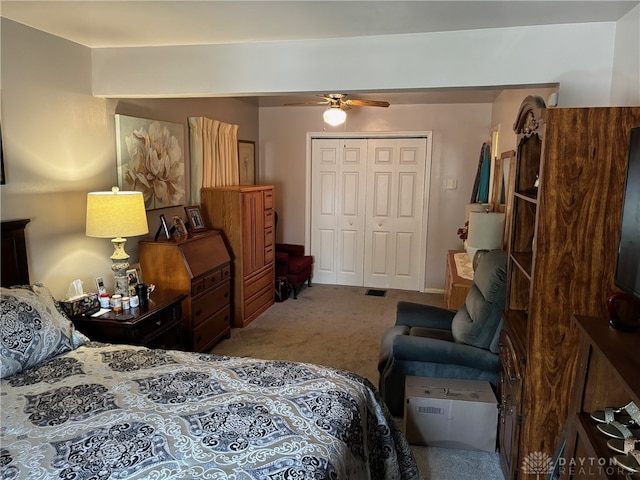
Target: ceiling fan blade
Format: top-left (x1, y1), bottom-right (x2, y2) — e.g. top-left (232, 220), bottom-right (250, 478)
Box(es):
top-left (284, 101), bottom-right (331, 106)
top-left (344, 99), bottom-right (390, 108)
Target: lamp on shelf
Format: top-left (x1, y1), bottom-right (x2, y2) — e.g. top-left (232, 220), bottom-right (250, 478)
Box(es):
top-left (323, 106), bottom-right (347, 126)
top-left (464, 211), bottom-right (506, 264)
top-left (86, 186), bottom-right (149, 296)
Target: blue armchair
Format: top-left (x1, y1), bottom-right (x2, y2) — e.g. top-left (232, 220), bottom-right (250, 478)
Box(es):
top-left (378, 249), bottom-right (507, 416)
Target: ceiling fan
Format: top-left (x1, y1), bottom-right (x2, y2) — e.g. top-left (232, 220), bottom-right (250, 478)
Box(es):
top-left (285, 93), bottom-right (390, 126)
top-left (285, 93), bottom-right (390, 109)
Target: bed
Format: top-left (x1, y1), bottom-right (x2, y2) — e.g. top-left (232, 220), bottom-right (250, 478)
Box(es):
top-left (0, 219), bottom-right (421, 480)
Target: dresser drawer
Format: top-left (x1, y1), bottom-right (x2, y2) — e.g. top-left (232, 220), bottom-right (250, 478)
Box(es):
top-left (264, 245), bottom-right (274, 264)
top-left (264, 226), bottom-right (273, 247)
top-left (263, 189), bottom-right (274, 209)
top-left (244, 284), bottom-right (273, 318)
top-left (264, 209), bottom-right (274, 228)
top-left (192, 306), bottom-right (231, 352)
top-left (191, 278), bottom-right (205, 296)
top-left (192, 282), bottom-right (230, 327)
top-left (245, 268), bottom-right (273, 299)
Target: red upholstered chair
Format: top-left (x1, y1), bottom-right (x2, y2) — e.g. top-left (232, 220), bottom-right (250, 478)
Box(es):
top-left (274, 212), bottom-right (313, 299)
top-left (275, 244), bottom-right (313, 299)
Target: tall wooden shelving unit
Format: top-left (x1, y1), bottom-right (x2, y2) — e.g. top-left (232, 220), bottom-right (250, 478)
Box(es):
top-left (200, 186), bottom-right (275, 328)
top-left (498, 96), bottom-right (640, 480)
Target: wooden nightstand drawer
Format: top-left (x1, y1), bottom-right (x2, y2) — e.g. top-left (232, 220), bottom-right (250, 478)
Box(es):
top-left (145, 323), bottom-right (182, 350)
top-left (193, 306), bottom-right (231, 352)
top-left (136, 302), bottom-right (181, 342)
top-left (192, 282), bottom-right (230, 327)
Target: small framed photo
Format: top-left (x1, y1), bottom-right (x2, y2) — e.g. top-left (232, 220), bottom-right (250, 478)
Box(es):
top-left (238, 140), bottom-right (256, 185)
top-left (126, 267), bottom-right (140, 296)
top-left (155, 213), bottom-right (173, 241)
top-left (172, 215), bottom-right (189, 239)
top-left (184, 205), bottom-right (206, 232)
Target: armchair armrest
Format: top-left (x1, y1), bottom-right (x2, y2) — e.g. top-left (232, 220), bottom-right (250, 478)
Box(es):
top-left (275, 243), bottom-right (305, 257)
top-left (391, 334), bottom-right (498, 372)
top-left (396, 301), bottom-right (456, 330)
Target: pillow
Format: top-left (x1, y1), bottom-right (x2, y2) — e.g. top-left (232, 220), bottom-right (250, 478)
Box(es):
top-left (1, 284), bottom-right (88, 378)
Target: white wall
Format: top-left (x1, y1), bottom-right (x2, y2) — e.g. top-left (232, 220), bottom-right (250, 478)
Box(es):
top-left (611, 5), bottom-right (640, 105)
top-left (93, 23), bottom-right (618, 107)
top-left (259, 103), bottom-right (493, 290)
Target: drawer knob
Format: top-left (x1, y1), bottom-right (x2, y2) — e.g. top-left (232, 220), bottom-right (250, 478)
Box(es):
top-left (156, 320), bottom-right (162, 326)
top-left (224, 292), bottom-right (229, 298)
top-left (195, 310), bottom-right (202, 316)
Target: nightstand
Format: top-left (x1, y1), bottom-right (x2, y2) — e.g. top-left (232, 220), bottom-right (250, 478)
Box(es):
top-left (71, 290), bottom-right (186, 349)
top-left (444, 250), bottom-right (473, 310)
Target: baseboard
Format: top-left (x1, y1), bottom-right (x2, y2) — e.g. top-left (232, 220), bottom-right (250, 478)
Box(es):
top-left (423, 288), bottom-right (445, 294)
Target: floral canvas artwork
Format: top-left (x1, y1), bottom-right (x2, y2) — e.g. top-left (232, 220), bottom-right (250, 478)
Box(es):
top-left (115, 114), bottom-right (186, 210)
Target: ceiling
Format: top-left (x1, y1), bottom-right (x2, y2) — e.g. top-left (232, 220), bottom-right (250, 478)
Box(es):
top-left (2, 1), bottom-right (637, 105)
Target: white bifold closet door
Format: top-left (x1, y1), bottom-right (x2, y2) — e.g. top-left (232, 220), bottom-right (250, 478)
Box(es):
top-left (311, 137), bottom-right (427, 290)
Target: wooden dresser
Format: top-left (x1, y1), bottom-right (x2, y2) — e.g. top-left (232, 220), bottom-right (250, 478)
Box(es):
top-left (138, 230), bottom-right (232, 352)
top-left (200, 186), bottom-right (275, 328)
top-left (498, 97), bottom-right (640, 479)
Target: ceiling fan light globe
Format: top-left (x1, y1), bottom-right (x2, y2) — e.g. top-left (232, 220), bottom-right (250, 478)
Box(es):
top-left (323, 108), bottom-right (346, 126)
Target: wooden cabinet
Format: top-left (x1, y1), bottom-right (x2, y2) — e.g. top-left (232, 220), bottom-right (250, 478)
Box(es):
top-left (561, 316), bottom-right (640, 480)
top-left (444, 250), bottom-right (473, 310)
top-left (498, 96), bottom-right (640, 480)
top-left (201, 186), bottom-right (275, 328)
top-left (138, 230), bottom-right (232, 352)
top-left (71, 291), bottom-right (185, 349)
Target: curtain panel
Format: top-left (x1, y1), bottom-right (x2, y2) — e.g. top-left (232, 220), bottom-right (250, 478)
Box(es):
top-left (188, 117), bottom-right (239, 204)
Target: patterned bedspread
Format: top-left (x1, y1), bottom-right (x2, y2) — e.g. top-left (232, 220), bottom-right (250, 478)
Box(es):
top-left (0, 342), bottom-right (420, 480)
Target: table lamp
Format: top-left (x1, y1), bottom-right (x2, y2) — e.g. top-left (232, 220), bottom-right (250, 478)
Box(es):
top-left (86, 187), bottom-right (149, 296)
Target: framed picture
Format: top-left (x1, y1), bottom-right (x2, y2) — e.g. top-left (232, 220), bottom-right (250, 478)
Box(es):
top-left (184, 205), bottom-right (206, 232)
top-left (126, 267), bottom-right (140, 297)
top-left (238, 140), bottom-right (256, 185)
top-left (172, 215), bottom-right (189, 239)
top-left (115, 114), bottom-right (186, 210)
top-left (159, 214), bottom-right (172, 240)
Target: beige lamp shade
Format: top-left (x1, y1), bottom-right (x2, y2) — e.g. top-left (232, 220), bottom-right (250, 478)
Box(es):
top-left (86, 187), bottom-right (149, 238)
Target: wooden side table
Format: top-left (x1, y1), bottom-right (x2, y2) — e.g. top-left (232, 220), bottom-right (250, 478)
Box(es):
top-left (71, 290), bottom-right (186, 349)
top-left (444, 250), bottom-right (473, 310)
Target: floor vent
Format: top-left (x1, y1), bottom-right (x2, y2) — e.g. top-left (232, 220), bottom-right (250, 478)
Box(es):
top-left (365, 289), bottom-right (387, 297)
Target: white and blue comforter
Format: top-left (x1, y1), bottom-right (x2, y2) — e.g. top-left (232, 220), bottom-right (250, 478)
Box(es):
top-left (1, 342), bottom-right (420, 480)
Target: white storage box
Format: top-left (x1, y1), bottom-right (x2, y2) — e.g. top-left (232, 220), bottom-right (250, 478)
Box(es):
top-left (403, 376), bottom-right (498, 452)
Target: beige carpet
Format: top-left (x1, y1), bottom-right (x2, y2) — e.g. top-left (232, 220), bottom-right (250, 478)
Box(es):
top-left (210, 284), bottom-right (504, 480)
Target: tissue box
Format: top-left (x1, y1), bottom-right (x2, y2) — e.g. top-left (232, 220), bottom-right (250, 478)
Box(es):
top-left (60, 293), bottom-right (100, 317)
